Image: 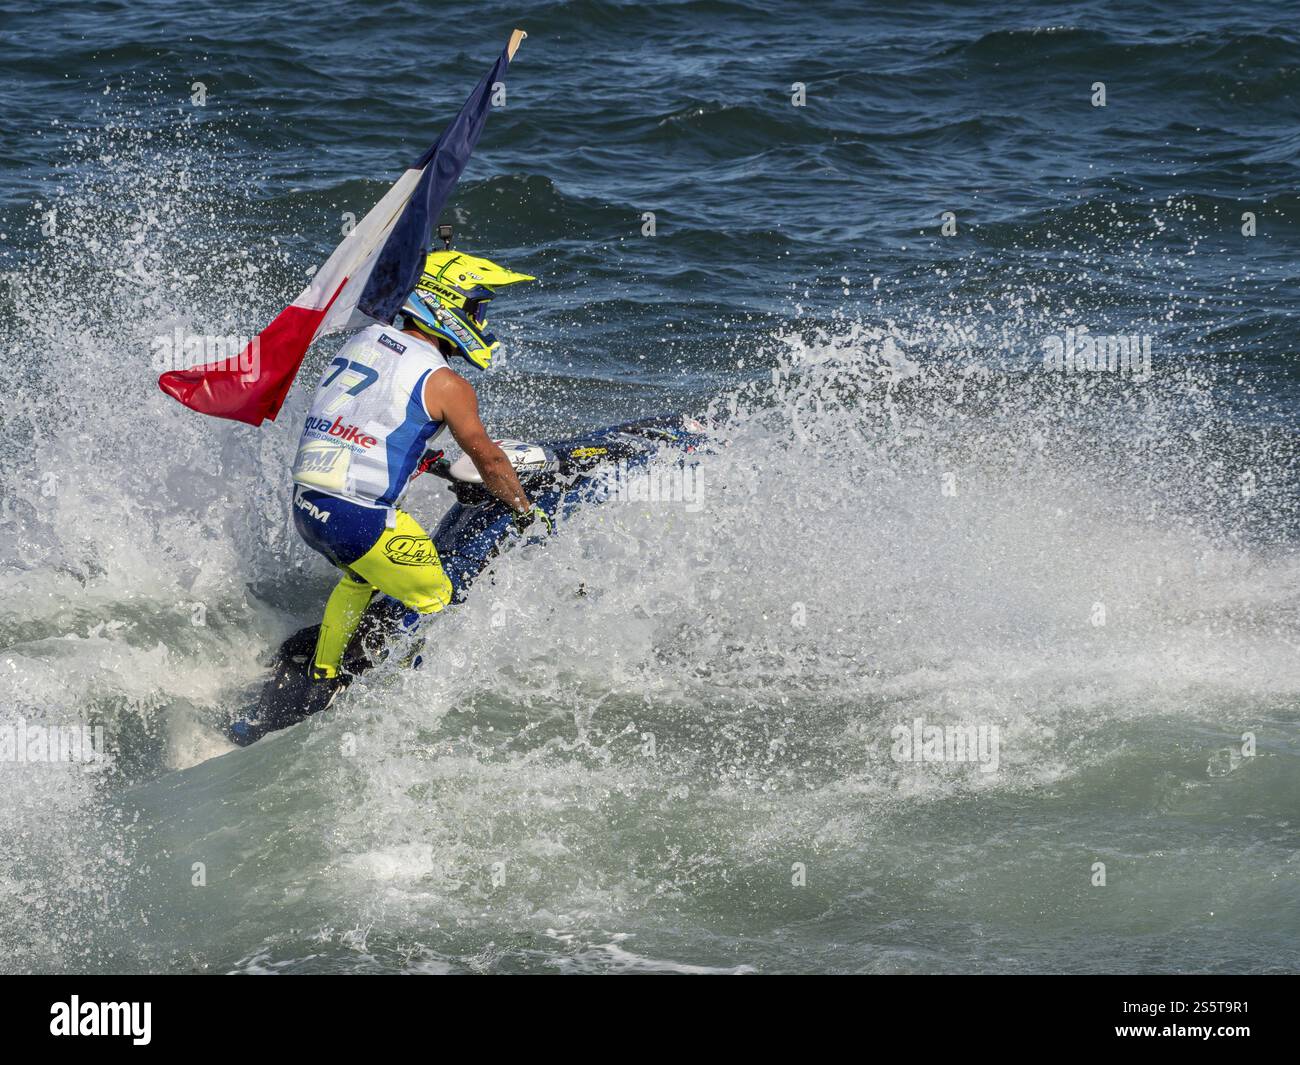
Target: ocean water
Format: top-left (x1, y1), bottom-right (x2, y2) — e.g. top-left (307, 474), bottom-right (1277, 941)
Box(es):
top-left (0, 0), bottom-right (1297, 974)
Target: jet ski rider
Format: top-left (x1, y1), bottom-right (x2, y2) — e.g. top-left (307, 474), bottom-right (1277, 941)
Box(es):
top-left (289, 232), bottom-right (549, 681)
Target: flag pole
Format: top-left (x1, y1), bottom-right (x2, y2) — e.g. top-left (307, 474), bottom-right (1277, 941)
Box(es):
top-left (508, 28), bottom-right (526, 60)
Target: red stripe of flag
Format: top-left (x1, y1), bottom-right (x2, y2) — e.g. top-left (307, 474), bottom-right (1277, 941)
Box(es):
top-left (158, 279), bottom-right (346, 426)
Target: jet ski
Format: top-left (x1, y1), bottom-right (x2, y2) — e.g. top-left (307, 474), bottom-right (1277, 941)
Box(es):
top-left (226, 414), bottom-right (706, 745)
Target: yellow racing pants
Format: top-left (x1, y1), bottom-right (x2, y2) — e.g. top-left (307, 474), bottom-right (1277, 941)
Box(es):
top-left (292, 488), bottom-right (453, 678)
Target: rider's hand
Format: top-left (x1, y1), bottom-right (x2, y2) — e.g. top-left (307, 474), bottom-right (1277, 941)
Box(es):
top-left (512, 503), bottom-right (554, 536)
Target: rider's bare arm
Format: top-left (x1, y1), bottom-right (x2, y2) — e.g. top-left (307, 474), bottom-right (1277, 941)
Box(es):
top-left (424, 368), bottom-right (532, 513)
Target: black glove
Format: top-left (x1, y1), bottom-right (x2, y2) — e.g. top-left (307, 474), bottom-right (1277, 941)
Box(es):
top-left (512, 503), bottom-right (554, 536)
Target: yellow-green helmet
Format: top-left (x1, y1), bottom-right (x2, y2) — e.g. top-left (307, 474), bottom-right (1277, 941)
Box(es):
top-left (399, 249), bottom-right (535, 369)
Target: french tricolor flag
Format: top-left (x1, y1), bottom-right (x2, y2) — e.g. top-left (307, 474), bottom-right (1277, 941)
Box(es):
top-left (159, 30), bottom-right (525, 426)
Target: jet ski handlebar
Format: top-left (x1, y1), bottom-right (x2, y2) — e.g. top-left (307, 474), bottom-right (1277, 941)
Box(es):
top-left (413, 414), bottom-right (707, 504)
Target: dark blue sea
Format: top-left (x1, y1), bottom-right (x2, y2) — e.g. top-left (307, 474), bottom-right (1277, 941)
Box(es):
top-left (0, 0), bottom-right (1296, 973)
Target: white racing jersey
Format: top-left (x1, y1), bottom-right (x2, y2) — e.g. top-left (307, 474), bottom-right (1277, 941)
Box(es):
top-left (291, 323), bottom-right (449, 508)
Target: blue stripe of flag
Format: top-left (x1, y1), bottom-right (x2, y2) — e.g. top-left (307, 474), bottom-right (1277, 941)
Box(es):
top-left (356, 43), bottom-right (512, 325)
